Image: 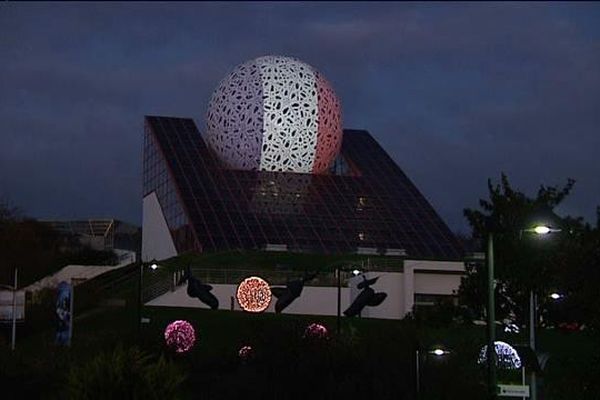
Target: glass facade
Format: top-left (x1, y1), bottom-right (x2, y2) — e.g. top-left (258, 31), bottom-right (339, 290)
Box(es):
top-left (143, 122), bottom-right (201, 253)
top-left (143, 116), bottom-right (463, 260)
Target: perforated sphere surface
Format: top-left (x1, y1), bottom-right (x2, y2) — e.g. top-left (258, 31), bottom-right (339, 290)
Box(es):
top-left (164, 320), bottom-right (196, 353)
top-left (206, 56), bottom-right (343, 174)
top-left (236, 276), bottom-right (272, 313)
top-left (478, 341), bottom-right (522, 369)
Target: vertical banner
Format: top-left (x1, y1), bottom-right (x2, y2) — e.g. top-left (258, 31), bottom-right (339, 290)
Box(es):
top-left (55, 281), bottom-right (72, 346)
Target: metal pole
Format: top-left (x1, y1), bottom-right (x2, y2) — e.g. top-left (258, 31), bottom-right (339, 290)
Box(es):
top-left (138, 263), bottom-right (143, 335)
top-left (529, 290), bottom-right (537, 400)
top-left (68, 278), bottom-right (74, 346)
top-left (336, 267), bottom-right (341, 335)
top-left (522, 366), bottom-right (526, 400)
top-left (11, 268), bottom-right (17, 351)
top-left (487, 233), bottom-right (497, 398)
top-left (416, 349), bottom-right (420, 398)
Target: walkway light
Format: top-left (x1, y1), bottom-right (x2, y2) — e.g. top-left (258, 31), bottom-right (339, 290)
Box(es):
top-left (430, 348), bottom-right (449, 356)
top-left (549, 292), bottom-right (562, 300)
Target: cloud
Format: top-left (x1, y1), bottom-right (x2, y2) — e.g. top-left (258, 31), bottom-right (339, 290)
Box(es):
top-left (0, 2), bottom-right (598, 232)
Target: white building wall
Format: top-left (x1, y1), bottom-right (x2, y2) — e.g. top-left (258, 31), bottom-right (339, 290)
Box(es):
top-left (142, 192), bottom-right (177, 262)
top-left (146, 259), bottom-right (465, 320)
top-left (146, 283), bottom-right (352, 316)
top-left (414, 274), bottom-right (462, 295)
top-left (349, 272), bottom-right (404, 320)
top-left (402, 260), bottom-right (464, 315)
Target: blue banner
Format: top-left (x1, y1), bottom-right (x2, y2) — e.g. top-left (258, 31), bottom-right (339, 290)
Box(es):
top-left (55, 281), bottom-right (72, 346)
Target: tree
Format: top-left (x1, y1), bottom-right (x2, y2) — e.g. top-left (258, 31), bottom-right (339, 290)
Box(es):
top-left (0, 201), bottom-right (117, 288)
top-left (459, 173), bottom-right (584, 327)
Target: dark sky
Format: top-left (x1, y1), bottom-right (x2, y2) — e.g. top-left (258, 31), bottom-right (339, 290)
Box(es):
top-left (1, 2), bottom-right (599, 233)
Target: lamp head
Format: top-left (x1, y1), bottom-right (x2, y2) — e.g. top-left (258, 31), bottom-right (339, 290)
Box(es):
top-left (533, 225), bottom-right (551, 235)
top-left (430, 347), bottom-right (449, 356)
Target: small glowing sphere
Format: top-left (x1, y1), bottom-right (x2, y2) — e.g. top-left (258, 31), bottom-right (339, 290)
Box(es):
top-left (304, 323), bottom-right (329, 340)
top-left (478, 341), bottom-right (522, 369)
top-left (236, 276), bottom-right (272, 313)
top-left (150, 263), bottom-right (158, 270)
top-left (534, 225), bottom-right (551, 235)
top-left (238, 345), bottom-right (254, 360)
top-left (164, 320), bottom-right (196, 353)
top-left (352, 269), bottom-right (361, 276)
top-left (550, 293), bottom-right (562, 300)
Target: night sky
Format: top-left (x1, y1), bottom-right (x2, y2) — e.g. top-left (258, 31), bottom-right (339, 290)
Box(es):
top-left (1, 2), bottom-right (599, 233)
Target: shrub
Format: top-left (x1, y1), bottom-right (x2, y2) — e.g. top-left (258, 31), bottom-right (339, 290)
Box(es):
top-left (66, 345), bottom-right (186, 400)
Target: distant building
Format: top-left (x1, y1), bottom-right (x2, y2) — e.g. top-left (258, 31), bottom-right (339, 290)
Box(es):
top-left (41, 219), bottom-right (140, 252)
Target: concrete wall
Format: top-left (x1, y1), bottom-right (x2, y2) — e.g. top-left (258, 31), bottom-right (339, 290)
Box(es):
top-left (414, 273), bottom-right (462, 295)
top-left (142, 192), bottom-right (177, 262)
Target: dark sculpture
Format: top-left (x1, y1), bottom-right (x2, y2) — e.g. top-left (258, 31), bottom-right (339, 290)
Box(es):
top-left (271, 272), bottom-right (318, 313)
top-left (343, 275), bottom-right (387, 317)
top-left (178, 266), bottom-right (219, 310)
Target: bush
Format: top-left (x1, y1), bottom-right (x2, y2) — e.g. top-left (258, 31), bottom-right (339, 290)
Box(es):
top-left (66, 345), bottom-right (186, 400)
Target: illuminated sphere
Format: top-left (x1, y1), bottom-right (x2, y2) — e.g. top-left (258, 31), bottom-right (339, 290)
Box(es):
top-left (206, 55), bottom-right (343, 174)
top-left (303, 323), bottom-right (329, 340)
top-left (238, 345), bottom-right (254, 360)
top-left (164, 320), bottom-right (196, 353)
top-left (236, 276), bottom-right (272, 313)
top-left (478, 341), bottom-right (522, 369)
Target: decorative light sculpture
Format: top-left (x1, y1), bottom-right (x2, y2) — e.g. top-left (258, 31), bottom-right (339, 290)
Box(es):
top-left (303, 323), bottom-right (329, 340)
top-left (206, 55), bottom-right (343, 174)
top-left (164, 320), bottom-right (196, 353)
top-left (478, 341), bottom-right (522, 369)
top-left (238, 345), bottom-right (254, 360)
top-left (343, 275), bottom-right (387, 317)
top-left (270, 271), bottom-right (318, 313)
top-left (236, 276), bottom-right (272, 313)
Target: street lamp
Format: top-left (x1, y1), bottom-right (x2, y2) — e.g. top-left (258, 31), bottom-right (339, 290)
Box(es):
top-left (416, 346), bottom-right (450, 398)
top-left (484, 210), bottom-right (560, 399)
top-left (335, 266), bottom-right (361, 335)
top-left (431, 348), bottom-right (450, 357)
top-left (486, 230), bottom-right (497, 399)
top-left (139, 259), bottom-right (158, 334)
top-left (521, 223), bottom-right (561, 400)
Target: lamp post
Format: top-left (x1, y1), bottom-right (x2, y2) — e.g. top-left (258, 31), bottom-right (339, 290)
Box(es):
top-left (486, 233), bottom-right (497, 399)
top-left (335, 266), bottom-right (361, 335)
top-left (138, 260), bottom-right (158, 335)
top-left (521, 223), bottom-right (561, 400)
top-left (416, 346), bottom-right (450, 398)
